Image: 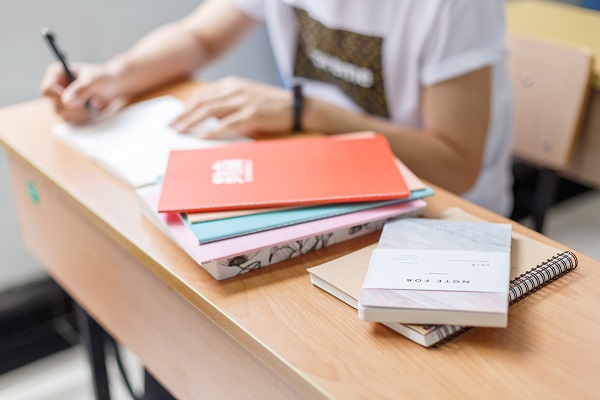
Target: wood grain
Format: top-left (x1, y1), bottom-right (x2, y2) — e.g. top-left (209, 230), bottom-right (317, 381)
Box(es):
top-left (1, 81), bottom-right (600, 399)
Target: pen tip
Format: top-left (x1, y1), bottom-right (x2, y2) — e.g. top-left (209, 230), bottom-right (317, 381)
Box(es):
top-left (41, 27), bottom-right (49, 36)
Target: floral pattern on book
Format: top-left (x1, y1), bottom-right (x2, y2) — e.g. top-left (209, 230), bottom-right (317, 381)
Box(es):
top-left (269, 233), bottom-right (335, 264)
top-left (216, 222), bottom-right (388, 277)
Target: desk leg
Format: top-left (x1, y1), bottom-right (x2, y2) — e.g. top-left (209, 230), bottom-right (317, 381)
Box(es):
top-left (531, 167), bottom-right (559, 233)
top-left (75, 303), bottom-right (111, 400)
top-left (143, 369), bottom-right (176, 400)
top-left (74, 303), bottom-right (175, 400)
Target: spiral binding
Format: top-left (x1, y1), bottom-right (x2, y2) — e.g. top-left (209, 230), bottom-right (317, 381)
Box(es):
top-left (431, 251), bottom-right (578, 348)
top-left (508, 251), bottom-right (578, 305)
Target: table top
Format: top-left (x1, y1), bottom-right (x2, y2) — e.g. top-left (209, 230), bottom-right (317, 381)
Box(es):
top-left (507, 0), bottom-right (600, 89)
top-left (1, 80), bottom-right (600, 398)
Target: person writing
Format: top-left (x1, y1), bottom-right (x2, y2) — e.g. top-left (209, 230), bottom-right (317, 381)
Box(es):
top-left (40, 0), bottom-right (513, 216)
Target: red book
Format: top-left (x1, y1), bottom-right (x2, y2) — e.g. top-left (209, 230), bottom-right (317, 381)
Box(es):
top-left (158, 134), bottom-right (409, 213)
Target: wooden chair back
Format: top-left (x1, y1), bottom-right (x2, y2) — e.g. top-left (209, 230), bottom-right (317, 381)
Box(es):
top-left (507, 32), bottom-right (593, 170)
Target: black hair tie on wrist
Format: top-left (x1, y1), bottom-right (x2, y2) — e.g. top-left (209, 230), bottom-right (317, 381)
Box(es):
top-left (292, 83), bottom-right (303, 132)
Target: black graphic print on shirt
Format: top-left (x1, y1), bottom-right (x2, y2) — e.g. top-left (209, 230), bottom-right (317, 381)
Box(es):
top-left (293, 8), bottom-right (389, 118)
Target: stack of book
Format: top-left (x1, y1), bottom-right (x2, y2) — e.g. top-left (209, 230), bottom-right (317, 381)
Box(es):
top-left (52, 96), bottom-right (432, 281)
top-left (307, 208), bottom-right (578, 347)
top-left (138, 133), bottom-right (433, 280)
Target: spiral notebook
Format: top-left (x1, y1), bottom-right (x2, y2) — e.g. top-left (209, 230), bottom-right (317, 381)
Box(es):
top-left (307, 208), bottom-right (579, 347)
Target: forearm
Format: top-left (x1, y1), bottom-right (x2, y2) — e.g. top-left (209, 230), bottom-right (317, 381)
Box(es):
top-left (104, 0), bottom-right (258, 99)
top-left (104, 24), bottom-right (208, 98)
top-left (303, 67), bottom-right (490, 195)
top-left (303, 97), bottom-right (482, 194)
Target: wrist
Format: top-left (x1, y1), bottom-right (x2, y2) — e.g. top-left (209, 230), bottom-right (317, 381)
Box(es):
top-left (301, 96), bottom-right (339, 134)
top-left (292, 83), bottom-right (303, 132)
top-left (105, 54), bottom-right (139, 97)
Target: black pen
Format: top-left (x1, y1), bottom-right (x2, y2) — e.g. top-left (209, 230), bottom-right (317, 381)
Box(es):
top-left (41, 27), bottom-right (96, 117)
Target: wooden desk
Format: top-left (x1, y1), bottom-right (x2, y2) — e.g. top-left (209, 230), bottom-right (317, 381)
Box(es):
top-left (507, 0), bottom-right (600, 187)
top-left (1, 81), bottom-right (600, 399)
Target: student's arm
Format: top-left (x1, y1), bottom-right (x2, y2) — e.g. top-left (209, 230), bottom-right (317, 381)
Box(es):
top-left (303, 67), bottom-right (492, 194)
top-left (178, 67), bottom-right (491, 195)
top-left (40, 0), bottom-right (258, 123)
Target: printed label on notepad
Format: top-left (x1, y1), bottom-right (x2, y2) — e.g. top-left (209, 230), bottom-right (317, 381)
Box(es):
top-left (211, 159), bottom-right (253, 185)
top-left (363, 249), bottom-right (510, 293)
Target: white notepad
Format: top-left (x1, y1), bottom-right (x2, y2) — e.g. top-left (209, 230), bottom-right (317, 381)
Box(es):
top-left (52, 96), bottom-right (245, 187)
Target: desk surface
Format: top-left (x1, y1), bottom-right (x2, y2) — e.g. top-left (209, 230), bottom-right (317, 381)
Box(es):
top-left (507, 0), bottom-right (600, 89)
top-left (1, 81), bottom-right (600, 399)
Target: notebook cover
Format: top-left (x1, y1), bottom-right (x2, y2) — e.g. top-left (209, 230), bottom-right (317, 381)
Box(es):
top-left (143, 184), bottom-right (426, 264)
top-left (307, 208), bottom-right (576, 346)
top-left (358, 219), bottom-right (512, 327)
top-left (187, 187), bottom-right (433, 243)
top-left (158, 135), bottom-right (409, 213)
top-left (185, 156), bottom-right (426, 224)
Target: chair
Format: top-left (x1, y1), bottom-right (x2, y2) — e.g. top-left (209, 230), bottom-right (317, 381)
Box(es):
top-left (582, 0), bottom-right (600, 11)
top-left (507, 32), bottom-right (593, 232)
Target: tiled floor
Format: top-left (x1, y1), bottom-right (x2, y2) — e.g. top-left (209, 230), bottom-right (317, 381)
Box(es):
top-left (541, 190), bottom-right (600, 261)
top-left (0, 189), bottom-right (599, 400)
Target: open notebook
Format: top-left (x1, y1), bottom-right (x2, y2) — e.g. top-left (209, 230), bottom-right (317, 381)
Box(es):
top-left (307, 208), bottom-right (578, 347)
top-left (52, 96), bottom-right (243, 187)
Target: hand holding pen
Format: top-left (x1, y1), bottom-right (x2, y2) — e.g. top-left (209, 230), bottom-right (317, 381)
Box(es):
top-left (40, 28), bottom-right (127, 124)
top-left (41, 28), bottom-right (97, 119)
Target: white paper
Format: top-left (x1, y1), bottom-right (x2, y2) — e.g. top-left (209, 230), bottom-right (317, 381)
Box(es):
top-left (52, 96), bottom-right (247, 187)
top-left (363, 248), bottom-right (510, 293)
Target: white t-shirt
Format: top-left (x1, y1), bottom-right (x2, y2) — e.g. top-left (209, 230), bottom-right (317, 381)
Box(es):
top-left (233, 0), bottom-right (513, 216)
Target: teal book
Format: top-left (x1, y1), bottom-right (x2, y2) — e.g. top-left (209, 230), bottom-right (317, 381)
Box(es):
top-left (185, 187), bottom-right (434, 244)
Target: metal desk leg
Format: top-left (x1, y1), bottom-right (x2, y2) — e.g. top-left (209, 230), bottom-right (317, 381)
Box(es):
top-left (74, 303), bottom-right (175, 400)
top-left (531, 167), bottom-right (559, 233)
top-left (143, 369), bottom-right (176, 400)
top-left (75, 303), bottom-right (111, 400)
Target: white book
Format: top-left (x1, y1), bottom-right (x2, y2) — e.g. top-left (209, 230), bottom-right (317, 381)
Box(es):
top-left (358, 218), bottom-right (512, 327)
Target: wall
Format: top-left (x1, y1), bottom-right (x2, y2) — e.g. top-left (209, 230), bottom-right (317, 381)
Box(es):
top-left (0, 0), bottom-right (278, 291)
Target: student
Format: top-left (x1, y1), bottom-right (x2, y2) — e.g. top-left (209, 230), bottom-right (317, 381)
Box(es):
top-left (40, 0), bottom-right (513, 216)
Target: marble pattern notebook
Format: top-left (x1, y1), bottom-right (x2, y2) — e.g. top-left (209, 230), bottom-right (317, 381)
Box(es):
top-left (308, 207), bottom-right (578, 347)
top-left (358, 218), bottom-right (513, 327)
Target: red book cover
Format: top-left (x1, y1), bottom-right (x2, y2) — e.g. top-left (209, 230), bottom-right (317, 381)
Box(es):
top-left (158, 134), bottom-right (409, 213)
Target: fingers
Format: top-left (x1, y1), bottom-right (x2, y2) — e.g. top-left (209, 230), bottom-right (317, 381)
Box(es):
top-left (170, 78), bottom-right (244, 131)
top-left (61, 66), bottom-right (102, 109)
top-left (40, 61), bottom-right (128, 124)
top-left (43, 83), bottom-right (64, 103)
top-left (43, 82), bottom-right (90, 124)
top-left (172, 77), bottom-right (293, 139)
top-left (171, 96), bottom-right (247, 133)
top-left (40, 62), bottom-right (93, 123)
top-left (201, 108), bottom-right (256, 139)
top-left (40, 62), bottom-right (70, 98)
top-left (51, 99), bottom-right (93, 125)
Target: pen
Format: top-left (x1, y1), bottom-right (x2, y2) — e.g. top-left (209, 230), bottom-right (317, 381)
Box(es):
top-left (41, 27), bottom-right (96, 117)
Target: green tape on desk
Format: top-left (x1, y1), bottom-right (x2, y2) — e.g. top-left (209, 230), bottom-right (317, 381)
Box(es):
top-left (27, 181), bottom-right (40, 205)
